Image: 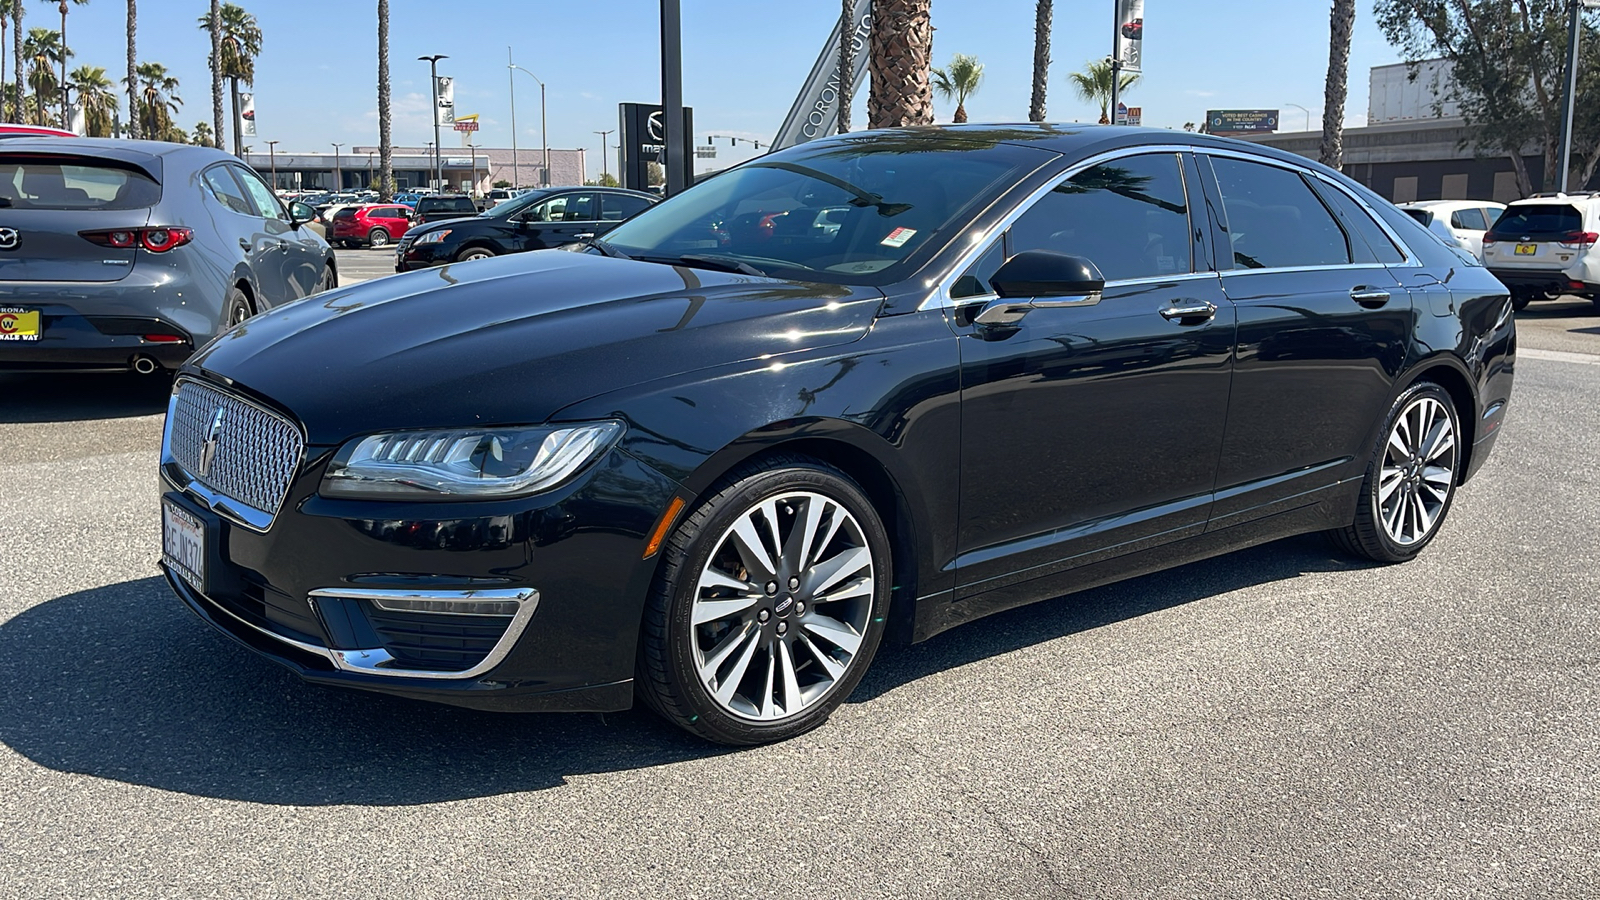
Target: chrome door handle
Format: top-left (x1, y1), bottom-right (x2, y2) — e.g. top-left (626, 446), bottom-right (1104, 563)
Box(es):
top-left (574, 232), bottom-right (596, 240)
top-left (1159, 300), bottom-right (1218, 322)
top-left (1350, 286), bottom-right (1391, 308)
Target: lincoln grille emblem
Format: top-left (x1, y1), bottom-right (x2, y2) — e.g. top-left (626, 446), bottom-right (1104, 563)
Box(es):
top-left (197, 407), bottom-right (225, 477)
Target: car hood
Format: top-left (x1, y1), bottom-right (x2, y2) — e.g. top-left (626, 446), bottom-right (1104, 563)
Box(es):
top-left (190, 250), bottom-right (883, 445)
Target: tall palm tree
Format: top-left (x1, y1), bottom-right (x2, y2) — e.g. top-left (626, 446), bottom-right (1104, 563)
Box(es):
top-left (1320, 0), bottom-right (1355, 168)
top-left (1068, 58), bottom-right (1138, 124)
top-left (198, 2), bottom-right (259, 155)
top-left (0, 1), bottom-right (10, 122)
top-left (931, 53), bottom-right (983, 123)
top-left (377, 0), bottom-right (392, 200)
top-left (191, 119), bottom-right (211, 146)
top-left (67, 62), bottom-right (111, 134)
top-left (126, 60), bottom-right (178, 140)
top-left (124, 0), bottom-right (136, 136)
top-left (1029, 0), bottom-right (1051, 122)
top-left (23, 26), bottom-right (62, 126)
top-left (44, 0), bottom-right (88, 129)
top-left (11, 0), bottom-right (22, 123)
top-left (204, 0), bottom-right (220, 146)
top-left (838, 0), bottom-right (854, 133)
top-left (867, 0), bottom-right (932, 129)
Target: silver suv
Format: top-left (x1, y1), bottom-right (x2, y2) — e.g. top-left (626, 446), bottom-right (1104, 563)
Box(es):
top-left (1482, 192), bottom-right (1600, 311)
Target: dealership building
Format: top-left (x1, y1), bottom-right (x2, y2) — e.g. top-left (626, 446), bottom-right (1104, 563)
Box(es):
top-left (241, 146), bottom-right (587, 193)
top-left (1241, 60), bottom-right (1557, 203)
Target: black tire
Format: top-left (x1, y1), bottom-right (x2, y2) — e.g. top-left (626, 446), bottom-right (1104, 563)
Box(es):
top-left (318, 264), bottom-right (336, 293)
top-left (637, 455), bottom-right (891, 745)
top-left (222, 285), bottom-right (254, 329)
top-left (455, 246), bottom-right (495, 262)
top-left (367, 228), bottom-right (390, 248)
top-left (1328, 381), bottom-right (1461, 563)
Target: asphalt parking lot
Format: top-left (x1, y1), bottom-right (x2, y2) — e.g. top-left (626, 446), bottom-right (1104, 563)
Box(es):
top-left (1, 296), bottom-right (1597, 898)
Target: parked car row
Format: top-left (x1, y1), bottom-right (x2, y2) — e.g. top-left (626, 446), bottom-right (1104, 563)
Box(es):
top-left (1400, 194), bottom-right (1600, 310)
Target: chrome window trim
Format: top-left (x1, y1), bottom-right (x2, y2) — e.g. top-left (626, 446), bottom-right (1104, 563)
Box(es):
top-left (160, 377), bottom-right (308, 533)
top-left (306, 587), bottom-right (540, 680)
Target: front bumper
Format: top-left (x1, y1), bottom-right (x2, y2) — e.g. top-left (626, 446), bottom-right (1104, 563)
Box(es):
top-left (159, 398), bottom-right (685, 712)
top-left (394, 240), bottom-right (453, 271)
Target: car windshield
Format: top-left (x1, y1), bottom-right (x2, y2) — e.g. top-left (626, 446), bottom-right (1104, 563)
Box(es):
top-left (1488, 204), bottom-right (1582, 238)
top-left (600, 138), bottom-right (1045, 284)
top-left (481, 189), bottom-right (552, 218)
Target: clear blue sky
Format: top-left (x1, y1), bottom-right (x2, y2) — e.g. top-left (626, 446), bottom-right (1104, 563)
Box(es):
top-left (59, 1), bottom-right (1405, 178)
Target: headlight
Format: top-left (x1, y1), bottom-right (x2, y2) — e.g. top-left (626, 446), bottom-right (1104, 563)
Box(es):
top-left (415, 229), bottom-right (452, 244)
top-left (320, 421), bottom-right (624, 499)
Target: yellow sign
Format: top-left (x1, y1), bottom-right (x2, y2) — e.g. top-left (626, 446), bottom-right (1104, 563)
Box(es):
top-left (0, 307), bottom-right (40, 340)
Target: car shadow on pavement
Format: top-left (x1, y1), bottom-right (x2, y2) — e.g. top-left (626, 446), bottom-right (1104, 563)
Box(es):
top-left (0, 535), bottom-right (1366, 806)
top-left (0, 373), bottom-right (170, 423)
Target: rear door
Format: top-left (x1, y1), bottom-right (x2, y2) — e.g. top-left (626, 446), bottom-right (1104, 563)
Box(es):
top-left (518, 191), bottom-right (602, 250)
top-left (1197, 153), bottom-right (1412, 527)
top-left (0, 153), bottom-right (157, 283)
top-left (1448, 206), bottom-right (1488, 256)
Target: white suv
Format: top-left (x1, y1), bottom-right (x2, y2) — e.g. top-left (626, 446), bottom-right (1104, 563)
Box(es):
top-left (1398, 200), bottom-right (1505, 257)
top-left (1482, 193), bottom-right (1600, 311)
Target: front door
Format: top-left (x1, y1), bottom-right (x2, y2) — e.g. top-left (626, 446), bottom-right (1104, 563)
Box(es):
top-left (1196, 154), bottom-right (1413, 525)
top-left (953, 151), bottom-right (1235, 599)
top-left (233, 165), bottom-right (321, 301)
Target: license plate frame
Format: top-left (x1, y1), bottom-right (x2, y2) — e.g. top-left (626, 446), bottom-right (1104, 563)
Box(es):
top-left (162, 497), bottom-right (207, 593)
top-left (0, 306), bottom-right (41, 341)
top-left (1514, 243), bottom-right (1538, 255)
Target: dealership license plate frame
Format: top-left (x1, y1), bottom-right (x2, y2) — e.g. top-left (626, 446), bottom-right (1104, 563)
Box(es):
top-left (162, 497), bottom-right (208, 592)
top-left (0, 306), bottom-right (41, 341)
top-left (1515, 243), bottom-right (1538, 256)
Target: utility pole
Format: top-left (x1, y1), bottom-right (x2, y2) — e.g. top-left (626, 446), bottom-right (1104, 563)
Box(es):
top-left (331, 142), bottom-right (343, 191)
top-left (419, 54), bottom-right (448, 190)
top-left (507, 46), bottom-right (519, 189)
top-left (509, 65), bottom-right (547, 186)
top-left (266, 139), bottom-right (279, 189)
top-left (661, 0), bottom-right (687, 196)
top-left (594, 129), bottom-right (613, 182)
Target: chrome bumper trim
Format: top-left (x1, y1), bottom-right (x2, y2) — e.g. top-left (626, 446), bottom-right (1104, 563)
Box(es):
top-left (308, 587), bottom-right (540, 680)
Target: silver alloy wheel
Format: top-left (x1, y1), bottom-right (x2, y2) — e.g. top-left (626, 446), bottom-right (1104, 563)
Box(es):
top-left (460, 249), bottom-right (493, 261)
top-left (229, 300), bottom-right (250, 327)
top-left (1377, 395), bottom-right (1457, 546)
top-left (369, 228), bottom-right (389, 248)
top-left (691, 490), bottom-right (875, 722)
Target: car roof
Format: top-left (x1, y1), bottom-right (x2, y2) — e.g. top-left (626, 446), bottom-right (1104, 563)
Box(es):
top-left (1506, 193), bottom-right (1600, 207)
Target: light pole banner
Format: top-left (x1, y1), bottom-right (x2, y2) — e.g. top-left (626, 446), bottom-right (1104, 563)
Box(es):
top-left (240, 93), bottom-right (256, 137)
top-left (435, 76), bottom-right (455, 124)
top-left (1116, 0), bottom-right (1144, 74)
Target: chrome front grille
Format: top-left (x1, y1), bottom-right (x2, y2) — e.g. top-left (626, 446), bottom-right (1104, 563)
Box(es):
top-left (167, 378), bottom-right (303, 526)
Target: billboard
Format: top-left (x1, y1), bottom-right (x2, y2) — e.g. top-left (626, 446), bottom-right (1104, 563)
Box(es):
top-left (619, 102), bottom-right (695, 192)
top-left (1206, 109), bottom-right (1279, 135)
top-left (435, 75), bottom-right (454, 124)
top-left (772, 0), bottom-right (873, 149)
top-left (1116, 0), bottom-right (1144, 74)
top-left (240, 92), bottom-right (256, 137)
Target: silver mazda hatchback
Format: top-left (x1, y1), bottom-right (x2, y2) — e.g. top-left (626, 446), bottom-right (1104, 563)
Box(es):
top-left (0, 138), bottom-right (335, 375)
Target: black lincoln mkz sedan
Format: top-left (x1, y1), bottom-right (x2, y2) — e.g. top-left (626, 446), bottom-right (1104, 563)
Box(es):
top-left (160, 126), bottom-right (1514, 745)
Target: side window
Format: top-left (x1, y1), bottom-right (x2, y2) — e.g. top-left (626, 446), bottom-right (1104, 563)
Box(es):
top-left (525, 195), bottom-right (566, 222)
top-left (559, 192), bottom-right (598, 221)
top-left (233, 166), bottom-right (285, 221)
top-left (602, 194), bottom-right (651, 221)
top-left (1450, 207), bottom-right (1487, 231)
top-left (1313, 179), bottom-right (1407, 265)
top-left (1210, 157), bottom-right (1350, 269)
top-left (951, 239), bottom-right (1007, 299)
top-left (202, 166), bottom-right (253, 215)
top-left (1482, 207), bottom-right (1503, 230)
top-left (1008, 153), bottom-right (1193, 281)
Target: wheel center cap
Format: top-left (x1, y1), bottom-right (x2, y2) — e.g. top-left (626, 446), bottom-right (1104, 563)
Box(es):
top-left (774, 595), bottom-right (795, 618)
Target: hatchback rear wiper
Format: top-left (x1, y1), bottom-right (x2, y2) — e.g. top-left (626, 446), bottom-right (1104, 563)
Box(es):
top-left (674, 254), bottom-right (768, 277)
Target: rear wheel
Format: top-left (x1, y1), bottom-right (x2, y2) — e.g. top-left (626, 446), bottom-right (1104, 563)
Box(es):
top-left (367, 228), bottom-right (390, 248)
top-left (637, 457), bottom-right (890, 745)
top-left (1329, 381), bottom-right (1461, 563)
top-left (223, 286), bottom-right (254, 329)
top-left (455, 246), bottom-right (495, 262)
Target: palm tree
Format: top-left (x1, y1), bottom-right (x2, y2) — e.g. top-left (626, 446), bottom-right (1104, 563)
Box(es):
top-left (198, 2), bottom-right (260, 155)
top-left (23, 26), bottom-right (62, 126)
top-left (377, 0), bottom-right (392, 200)
top-left (10, 0), bottom-right (22, 123)
top-left (67, 63), bottom-right (111, 134)
top-left (867, 0), bottom-right (932, 128)
top-left (0, 1), bottom-right (10, 122)
top-left (126, 60), bottom-right (179, 141)
top-left (1068, 58), bottom-right (1138, 124)
top-left (45, 1), bottom-right (89, 129)
top-left (192, 119), bottom-right (211, 146)
top-left (124, 0), bottom-right (136, 137)
top-left (204, 0), bottom-right (220, 147)
top-left (931, 53), bottom-right (983, 123)
top-left (1320, 0), bottom-right (1355, 168)
top-left (1029, 0), bottom-right (1051, 122)
top-left (838, 0), bottom-right (854, 133)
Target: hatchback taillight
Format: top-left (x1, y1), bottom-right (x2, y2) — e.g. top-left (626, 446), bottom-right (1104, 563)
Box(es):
top-left (1557, 231), bottom-right (1599, 249)
top-left (80, 227), bottom-right (194, 253)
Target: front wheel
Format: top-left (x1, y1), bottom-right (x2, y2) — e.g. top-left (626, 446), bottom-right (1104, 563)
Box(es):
top-left (222, 285), bottom-right (254, 329)
top-left (1329, 382), bottom-right (1461, 563)
top-left (455, 246), bottom-right (495, 262)
top-left (637, 457), bottom-right (891, 745)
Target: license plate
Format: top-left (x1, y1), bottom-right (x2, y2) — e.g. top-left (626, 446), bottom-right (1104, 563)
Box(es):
top-left (1515, 243), bottom-right (1538, 255)
top-left (162, 499), bottom-right (206, 592)
top-left (0, 306), bottom-right (40, 341)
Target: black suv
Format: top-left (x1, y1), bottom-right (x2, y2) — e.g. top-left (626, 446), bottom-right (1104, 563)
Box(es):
top-left (411, 193), bottom-right (480, 225)
top-left (395, 186), bottom-right (656, 270)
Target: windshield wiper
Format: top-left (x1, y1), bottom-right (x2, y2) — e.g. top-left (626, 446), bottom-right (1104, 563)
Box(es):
top-left (674, 254), bottom-right (768, 277)
top-left (570, 235), bottom-right (631, 259)
top-left (751, 161), bottom-right (913, 217)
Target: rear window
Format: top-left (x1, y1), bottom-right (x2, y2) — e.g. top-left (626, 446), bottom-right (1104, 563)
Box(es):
top-left (1489, 204), bottom-right (1582, 238)
top-left (420, 196), bottom-right (474, 213)
top-left (334, 208), bottom-right (357, 219)
top-left (0, 158), bottom-right (160, 210)
top-left (1404, 209), bottom-right (1431, 226)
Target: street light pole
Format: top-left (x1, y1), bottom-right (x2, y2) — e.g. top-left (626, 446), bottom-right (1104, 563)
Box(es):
top-left (594, 129), bottom-right (613, 183)
top-left (419, 54), bottom-right (448, 191)
top-left (331, 142), bottom-right (343, 191)
top-left (510, 65), bottom-right (548, 186)
top-left (266, 139), bottom-right (279, 189)
top-left (367, 151), bottom-right (374, 189)
top-left (507, 46), bottom-right (519, 189)
top-left (1284, 102), bottom-right (1311, 132)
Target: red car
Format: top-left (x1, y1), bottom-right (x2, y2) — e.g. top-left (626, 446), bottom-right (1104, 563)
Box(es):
top-left (0, 123), bottom-right (76, 138)
top-left (329, 203), bottom-right (415, 249)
